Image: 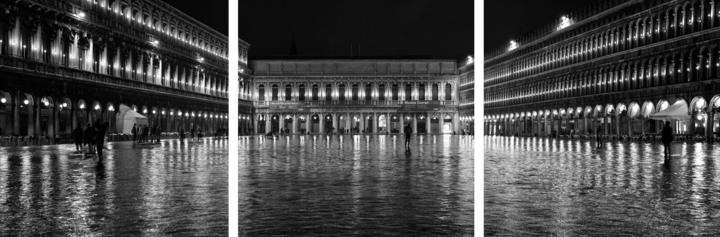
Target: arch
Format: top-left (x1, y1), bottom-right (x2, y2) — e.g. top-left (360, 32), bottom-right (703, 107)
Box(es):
top-left (710, 94), bottom-right (720, 108)
top-left (107, 102), bottom-right (115, 112)
top-left (656, 99), bottom-right (670, 113)
top-left (20, 93), bottom-right (34, 106)
top-left (604, 103), bottom-right (615, 116)
top-left (641, 101), bottom-right (655, 118)
top-left (628, 102), bottom-right (641, 118)
top-left (39, 96), bottom-right (55, 108)
top-left (59, 97), bottom-right (72, 109)
top-left (689, 96), bottom-right (708, 112)
top-left (615, 102), bottom-right (627, 117)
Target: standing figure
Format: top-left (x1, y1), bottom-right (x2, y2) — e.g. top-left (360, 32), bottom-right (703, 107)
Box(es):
top-left (73, 124), bottom-right (84, 153)
top-left (131, 124), bottom-right (137, 143)
top-left (404, 124), bottom-right (412, 150)
top-left (96, 121), bottom-right (108, 160)
top-left (84, 123), bottom-right (96, 154)
top-left (180, 127), bottom-right (186, 141)
top-left (596, 125), bottom-right (603, 149)
top-left (661, 121), bottom-right (674, 159)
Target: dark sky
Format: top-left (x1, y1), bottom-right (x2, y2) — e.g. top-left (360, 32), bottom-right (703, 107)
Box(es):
top-left (168, 1), bottom-right (228, 36)
top-left (485, 0), bottom-right (592, 52)
top-left (238, 0), bottom-right (474, 60)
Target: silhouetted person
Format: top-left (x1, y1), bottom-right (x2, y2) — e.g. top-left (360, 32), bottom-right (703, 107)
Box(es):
top-left (96, 121), bottom-right (108, 160)
top-left (73, 124), bottom-right (84, 152)
top-left (180, 127), bottom-right (186, 141)
top-left (131, 124), bottom-right (137, 143)
top-left (596, 125), bottom-right (603, 149)
top-left (84, 123), bottom-right (96, 154)
top-left (191, 127), bottom-right (196, 141)
top-left (404, 124), bottom-right (412, 150)
top-left (156, 125), bottom-right (162, 143)
top-left (662, 121), bottom-right (674, 159)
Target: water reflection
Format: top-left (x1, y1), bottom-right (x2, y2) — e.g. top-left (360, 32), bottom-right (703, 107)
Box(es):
top-left (240, 135), bottom-right (474, 236)
top-left (485, 136), bottom-right (720, 236)
top-left (0, 138), bottom-right (228, 236)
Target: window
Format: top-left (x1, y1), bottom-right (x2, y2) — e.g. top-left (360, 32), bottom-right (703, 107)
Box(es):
top-left (365, 84), bottom-right (372, 100)
top-left (312, 84), bottom-right (319, 101)
top-left (299, 84), bottom-right (306, 101)
top-left (285, 84), bottom-right (292, 101)
top-left (379, 84), bottom-right (386, 101)
top-left (258, 85), bottom-right (265, 101)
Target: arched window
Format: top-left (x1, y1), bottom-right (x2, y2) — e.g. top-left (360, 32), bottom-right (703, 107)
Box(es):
top-left (339, 84), bottom-right (346, 101)
top-left (325, 84), bottom-right (332, 101)
top-left (418, 83), bottom-right (426, 101)
top-left (365, 84), bottom-right (372, 100)
top-left (312, 84), bottom-right (319, 101)
top-left (285, 84), bottom-right (292, 101)
top-left (405, 84), bottom-right (412, 100)
top-left (352, 84), bottom-right (359, 100)
top-left (444, 83), bottom-right (452, 100)
top-left (271, 84), bottom-right (278, 101)
top-left (392, 84), bottom-right (399, 100)
top-left (299, 84), bottom-right (306, 101)
top-left (258, 85), bottom-right (265, 101)
top-left (432, 84), bottom-right (439, 100)
top-left (379, 84), bottom-right (386, 101)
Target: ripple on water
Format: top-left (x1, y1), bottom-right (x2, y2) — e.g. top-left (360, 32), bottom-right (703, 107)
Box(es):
top-left (485, 136), bottom-right (720, 236)
top-left (239, 135), bottom-right (474, 236)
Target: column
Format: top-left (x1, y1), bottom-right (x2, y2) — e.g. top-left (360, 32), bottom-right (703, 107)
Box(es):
top-left (319, 113), bottom-right (325, 134)
top-left (425, 112), bottom-right (431, 134)
top-left (412, 114), bottom-right (417, 134)
top-left (386, 112), bottom-right (391, 133)
top-left (373, 114), bottom-right (380, 134)
top-left (28, 104), bottom-right (35, 136)
top-left (616, 115), bottom-right (621, 136)
top-left (345, 113), bottom-right (351, 134)
top-left (332, 113), bottom-right (338, 134)
top-left (265, 114), bottom-right (271, 133)
top-left (627, 117), bottom-right (633, 136)
top-left (359, 113), bottom-right (364, 133)
top-left (688, 115), bottom-right (696, 135)
top-left (439, 114), bottom-right (445, 134)
top-left (13, 99), bottom-right (19, 135)
top-left (292, 114), bottom-right (298, 134)
top-left (279, 115), bottom-right (285, 133)
top-left (306, 114), bottom-right (311, 134)
top-left (641, 118), bottom-right (646, 135)
top-left (253, 116), bottom-right (258, 134)
top-left (603, 117), bottom-right (609, 136)
top-left (399, 113), bottom-right (405, 134)
top-left (453, 112), bottom-right (460, 134)
top-left (707, 111), bottom-right (715, 142)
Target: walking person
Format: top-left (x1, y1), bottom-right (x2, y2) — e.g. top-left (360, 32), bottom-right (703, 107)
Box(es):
top-left (96, 121), bottom-right (108, 160)
top-left (190, 126), bottom-right (196, 142)
top-left (662, 121), bottom-right (674, 159)
top-left (131, 124), bottom-right (137, 143)
top-left (179, 127), bottom-right (186, 141)
top-left (73, 124), bottom-right (84, 153)
top-left (404, 123), bottom-right (412, 150)
top-left (156, 125), bottom-right (162, 143)
top-left (150, 125), bottom-right (156, 143)
top-left (596, 125), bottom-right (603, 149)
top-left (84, 123), bottom-right (96, 154)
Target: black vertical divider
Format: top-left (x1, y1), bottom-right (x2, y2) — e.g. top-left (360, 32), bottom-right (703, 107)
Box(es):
top-left (227, 0), bottom-right (239, 233)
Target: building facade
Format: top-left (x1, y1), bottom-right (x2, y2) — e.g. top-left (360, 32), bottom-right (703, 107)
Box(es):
top-left (245, 59), bottom-right (469, 135)
top-left (0, 0), bottom-right (229, 138)
top-left (485, 0), bottom-right (720, 139)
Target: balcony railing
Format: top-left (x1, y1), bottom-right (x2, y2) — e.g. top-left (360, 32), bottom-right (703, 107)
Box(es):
top-left (253, 100), bottom-right (456, 107)
top-left (1, 56), bottom-right (228, 104)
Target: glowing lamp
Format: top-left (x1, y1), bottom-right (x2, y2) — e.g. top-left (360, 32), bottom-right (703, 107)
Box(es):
top-left (23, 99), bottom-right (29, 105)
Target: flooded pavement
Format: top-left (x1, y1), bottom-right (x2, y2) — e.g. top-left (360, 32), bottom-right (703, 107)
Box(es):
top-left (485, 136), bottom-right (720, 236)
top-left (0, 138), bottom-right (228, 236)
top-left (239, 135), bottom-right (474, 236)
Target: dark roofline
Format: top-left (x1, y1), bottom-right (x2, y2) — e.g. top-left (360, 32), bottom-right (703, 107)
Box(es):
top-left (249, 55), bottom-right (434, 60)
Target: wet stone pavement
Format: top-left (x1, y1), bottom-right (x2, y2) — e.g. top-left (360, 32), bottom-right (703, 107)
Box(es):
top-left (0, 138), bottom-right (228, 236)
top-left (239, 135), bottom-right (474, 236)
top-left (485, 136), bottom-right (720, 236)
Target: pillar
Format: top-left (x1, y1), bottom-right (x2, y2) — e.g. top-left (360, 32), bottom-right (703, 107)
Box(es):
top-left (359, 113), bottom-right (364, 133)
top-left (28, 104), bottom-right (35, 136)
top-left (412, 114), bottom-right (417, 134)
top-left (627, 117), bottom-right (633, 136)
top-left (319, 113), bottom-right (325, 134)
top-left (13, 99), bottom-right (19, 135)
top-left (306, 114), bottom-right (311, 134)
top-left (373, 113), bottom-right (378, 134)
top-left (332, 113), bottom-right (338, 134)
top-left (345, 113), bottom-right (351, 133)
top-left (253, 116), bottom-right (258, 134)
top-left (707, 111), bottom-right (715, 142)
top-left (641, 118), bottom-right (646, 135)
top-left (279, 114), bottom-right (285, 133)
top-left (292, 114), bottom-right (298, 134)
top-left (439, 114), bottom-right (445, 134)
top-left (399, 113), bottom-right (405, 134)
top-left (426, 112), bottom-right (431, 134)
top-left (688, 115), bottom-right (696, 135)
top-left (616, 115), bottom-right (621, 136)
top-left (265, 114), bottom-right (271, 133)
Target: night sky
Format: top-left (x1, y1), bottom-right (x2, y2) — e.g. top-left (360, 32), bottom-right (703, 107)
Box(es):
top-left (168, 1), bottom-right (229, 36)
top-left (484, 0), bottom-right (592, 53)
top-left (238, 0), bottom-right (474, 60)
